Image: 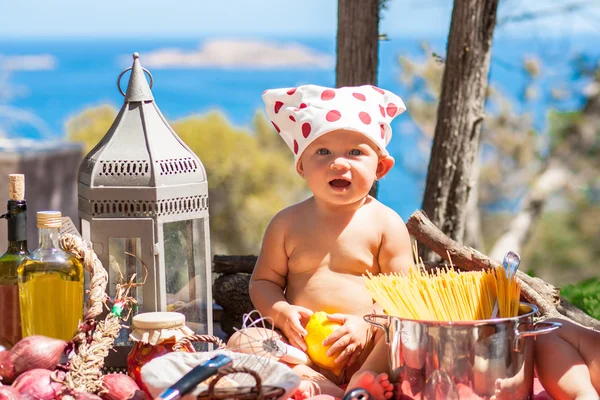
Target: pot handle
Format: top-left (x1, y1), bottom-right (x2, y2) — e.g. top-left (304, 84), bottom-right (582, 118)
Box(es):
top-left (364, 314), bottom-right (391, 343)
top-left (513, 320), bottom-right (562, 352)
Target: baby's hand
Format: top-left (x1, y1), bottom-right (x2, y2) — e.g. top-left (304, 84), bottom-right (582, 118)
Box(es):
top-left (323, 313), bottom-right (374, 368)
top-left (278, 304), bottom-right (313, 352)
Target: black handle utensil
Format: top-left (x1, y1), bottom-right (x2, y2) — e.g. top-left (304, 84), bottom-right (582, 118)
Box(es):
top-left (156, 354), bottom-right (233, 400)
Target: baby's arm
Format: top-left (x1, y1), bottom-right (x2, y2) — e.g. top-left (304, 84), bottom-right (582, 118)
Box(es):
top-left (378, 208), bottom-right (414, 275)
top-left (249, 213), bottom-right (289, 320)
top-left (249, 212), bottom-right (312, 350)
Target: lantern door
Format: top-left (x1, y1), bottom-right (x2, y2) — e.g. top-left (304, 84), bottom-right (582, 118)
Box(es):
top-left (157, 217), bottom-right (212, 336)
top-left (85, 218), bottom-right (159, 313)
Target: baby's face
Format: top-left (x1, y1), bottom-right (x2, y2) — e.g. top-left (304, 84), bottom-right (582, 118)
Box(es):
top-left (298, 129), bottom-right (393, 206)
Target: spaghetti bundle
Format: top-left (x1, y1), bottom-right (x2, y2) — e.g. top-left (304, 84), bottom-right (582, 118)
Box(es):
top-left (365, 265), bottom-right (521, 322)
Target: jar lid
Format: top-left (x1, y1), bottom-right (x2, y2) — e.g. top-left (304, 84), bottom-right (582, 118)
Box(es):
top-left (132, 312), bottom-right (186, 330)
top-left (130, 312), bottom-right (194, 345)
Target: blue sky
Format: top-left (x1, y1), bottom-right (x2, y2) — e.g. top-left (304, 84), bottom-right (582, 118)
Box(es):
top-left (1, 0), bottom-right (598, 39)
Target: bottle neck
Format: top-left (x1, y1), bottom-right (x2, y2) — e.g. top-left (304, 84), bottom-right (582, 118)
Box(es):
top-left (38, 227), bottom-right (60, 249)
top-left (6, 240), bottom-right (28, 253)
top-left (6, 200), bottom-right (27, 249)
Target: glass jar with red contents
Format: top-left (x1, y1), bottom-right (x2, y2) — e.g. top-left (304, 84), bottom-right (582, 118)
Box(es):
top-left (127, 311), bottom-right (195, 395)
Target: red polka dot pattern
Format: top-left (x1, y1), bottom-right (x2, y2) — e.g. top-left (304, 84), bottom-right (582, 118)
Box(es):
top-left (380, 124), bottom-right (385, 139)
top-left (302, 123), bottom-right (311, 138)
top-left (379, 105), bottom-right (385, 117)
top-left (272, 121), bottom-right (280, 133)
top-left (289, 115), bottom-right (296, 122)
top-left (293, 140), bottom-right (299, 154)
top-left (274, 101), bottom-right (284, 114)
top-left (321, 90), bottom-right (336, 101)
top-left (359, 112), bottom-right (372, 125)
top-left (352, 93), bottom-right (366, 101)
top-left (287, 88), bottom-right (297, 95)
top-left (387, 103), bottom-right (398, 117)
top-left (372, 86), bottom-right (385, 94)
top-left (294, 103), bottom-right (308, 112)
top-left (326, 110), bottom-right (342, 122)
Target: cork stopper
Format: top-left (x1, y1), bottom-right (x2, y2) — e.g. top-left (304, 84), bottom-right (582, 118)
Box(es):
top-left (37, 211), bottom-right (62, 229)
top-left (132, 312), bottom-right (186, 330)
top-left (8, 174), bottom-right (24, 201)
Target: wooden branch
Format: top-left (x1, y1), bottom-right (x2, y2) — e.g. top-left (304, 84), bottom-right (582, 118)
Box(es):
top-left (407, 210), bottom-right (600, 329)
top-left (213, 255), bottom-right (257, 274)
top-left (558, 298), bottom-right (600, 329)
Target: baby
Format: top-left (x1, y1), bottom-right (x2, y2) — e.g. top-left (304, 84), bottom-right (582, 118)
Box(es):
top-left (247, 84), bottom-right (414, 399)
top-left (534, 318), bottom-right (600, 400)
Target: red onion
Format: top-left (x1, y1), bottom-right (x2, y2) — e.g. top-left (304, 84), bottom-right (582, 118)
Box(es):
top-left (12, 369), bottom-right (65, 400)
top-left (53, 392), bottom-right (102, 400)
top-left (10, 336), bottom-right (66, 377)
top-left (0, 385), bottom-right (21, 400)
top-left (73, 393), bottom-right (102, 400)
top-left (100, 374), bottom-right (142, 400)
top-left (127, 390), bottom-right (151, 400)
top-left (0, 351), bottom-right (16, 384)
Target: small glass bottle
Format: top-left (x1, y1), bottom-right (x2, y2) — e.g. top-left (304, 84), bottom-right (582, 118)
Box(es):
top-left (127, 312), bottom-right (195, 395)
top-left (0, 174), bottom-right (30, 348)
top-left (18, 211), bottom-right (84, 341)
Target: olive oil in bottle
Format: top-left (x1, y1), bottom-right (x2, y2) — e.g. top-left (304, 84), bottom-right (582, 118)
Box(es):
top-left (18, 211), bottom-right (84, 341)
top-left (0, 174), bottom-right (30, 347)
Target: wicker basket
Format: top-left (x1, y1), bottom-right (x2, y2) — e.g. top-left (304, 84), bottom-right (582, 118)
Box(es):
top-left (197, 367), bottom-right (285, 400)
top-left (173, 334), bottom-right (290, 400)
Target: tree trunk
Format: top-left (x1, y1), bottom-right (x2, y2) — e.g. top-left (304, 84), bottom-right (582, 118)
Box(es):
top-left (421, 0), bottom-right (499, 258)
top-left (336, 0), bottom-right (380, 88)
top-left (336, 0), bottom-right (382, 198)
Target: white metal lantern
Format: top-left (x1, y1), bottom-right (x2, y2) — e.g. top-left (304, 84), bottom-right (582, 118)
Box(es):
top-left (77, 53), bottom-right (212, 366)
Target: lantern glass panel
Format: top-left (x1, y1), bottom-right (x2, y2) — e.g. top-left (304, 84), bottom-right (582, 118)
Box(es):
top-left (108, 237), bottom-right (143, 344)
top-left (163, 218), bottom-right (208, 333)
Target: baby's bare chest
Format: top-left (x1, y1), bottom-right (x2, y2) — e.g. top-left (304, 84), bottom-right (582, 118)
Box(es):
top-left (286, 222), bottom-right (381, 275)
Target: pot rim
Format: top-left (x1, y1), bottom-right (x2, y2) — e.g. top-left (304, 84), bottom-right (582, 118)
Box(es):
top-left (371, 302), bottom-right (538, 327)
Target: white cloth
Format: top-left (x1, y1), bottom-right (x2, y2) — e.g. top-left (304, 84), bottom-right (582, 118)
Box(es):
top-left (263, 84), bottom-right (406, 168)
top-left (141, 349), bottom-right (300, 400)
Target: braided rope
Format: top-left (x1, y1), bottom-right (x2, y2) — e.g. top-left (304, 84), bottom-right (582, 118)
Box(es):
top-left (59, 234), bottom-right (108, 322)
top-left (58, 234), bottom-right (123, 394)
top-left (63, 314), bottom-right (121, 394)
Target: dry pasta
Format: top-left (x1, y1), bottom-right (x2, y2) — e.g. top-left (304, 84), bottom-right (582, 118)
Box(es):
top-left (365, 264), bottom-right (521, 321)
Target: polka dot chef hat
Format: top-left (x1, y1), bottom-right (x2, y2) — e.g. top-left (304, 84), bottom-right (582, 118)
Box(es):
top-left (263, 84), bottom-right (406, 169)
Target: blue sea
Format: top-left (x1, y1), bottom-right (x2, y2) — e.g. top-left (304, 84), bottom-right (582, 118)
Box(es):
top-left (0, 35), bottom-right (598, 219)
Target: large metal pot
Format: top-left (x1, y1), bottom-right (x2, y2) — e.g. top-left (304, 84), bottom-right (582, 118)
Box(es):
top-left (365, 303), bottom-right (560, 400)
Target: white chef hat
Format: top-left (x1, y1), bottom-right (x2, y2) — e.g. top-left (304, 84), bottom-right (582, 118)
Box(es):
top-left (262, 84), bottom-right (406, 169)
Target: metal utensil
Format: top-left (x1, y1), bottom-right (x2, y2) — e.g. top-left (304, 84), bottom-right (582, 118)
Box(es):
top-left (343, 388), bottom-right (372, 400)
top-left (506, 251), bottom-right (521, 280)
top-left (491, 251), bottom-right (521, 318)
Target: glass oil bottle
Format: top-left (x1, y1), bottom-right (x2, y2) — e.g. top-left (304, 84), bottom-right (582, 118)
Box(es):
top-left (18, 211), bottom-right (84, 340)
top-left (0, 174), bottom-right (30, 347)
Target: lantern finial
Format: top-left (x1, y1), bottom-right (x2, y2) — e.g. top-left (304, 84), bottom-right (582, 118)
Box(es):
top-left (122, 52), bottom-right (154, 103)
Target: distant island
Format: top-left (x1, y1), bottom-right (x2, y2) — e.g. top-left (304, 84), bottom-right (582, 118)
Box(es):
top-left (129, 39), bottom-right (334, 69)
